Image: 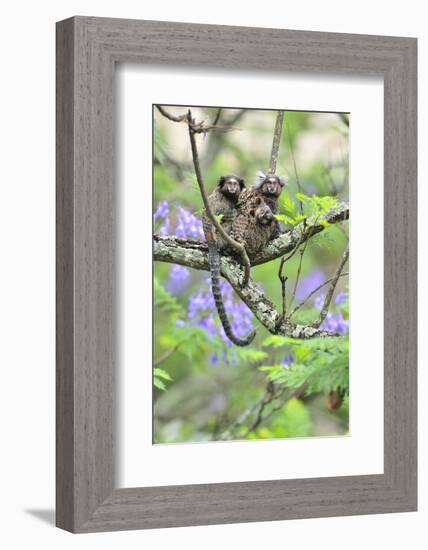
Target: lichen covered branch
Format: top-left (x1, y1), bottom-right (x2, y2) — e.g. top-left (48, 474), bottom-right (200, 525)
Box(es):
top-left (153, 202), bottom-right (349, 339)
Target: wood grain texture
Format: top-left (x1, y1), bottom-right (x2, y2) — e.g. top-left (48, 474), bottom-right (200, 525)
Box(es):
top-left (56, 16), bottom-right (417, 533)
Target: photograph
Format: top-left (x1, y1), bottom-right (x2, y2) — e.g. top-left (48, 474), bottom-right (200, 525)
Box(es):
top-left (152, 104), bottom-right (350, 444)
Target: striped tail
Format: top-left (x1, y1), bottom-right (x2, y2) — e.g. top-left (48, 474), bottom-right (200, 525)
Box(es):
top-left (207, 239), bottom-right (256, 347)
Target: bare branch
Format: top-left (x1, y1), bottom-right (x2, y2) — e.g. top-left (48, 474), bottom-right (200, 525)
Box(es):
top-left (312, 246), bottom-right (349, 328)
top-left (269, 111), bottom-right (284, 174)
top-left (287, 219), bottom-right (319, 312)
top-left (242, 383), bottom-right (283, 436)
top-left (289, 272), bottom-right (349, 317)
top-left (277, 229), bottom-right (304, 318)
top-left (154, 345), bottom-right (180, 367)
top-left (220, 384), bottom-right (299, 440)
top-left (278, 269), bottom-right (288, 318)
top-left (201, 109), bottom-right (247, 170)
top-left (284, 115), bottom-right (304, 217)
top-left (187, 109), bottom-right (252, 286)
top-left (156, 104), bottom-right (240, 134)
top-left (156, 105), bottom-right (187, 123)
top-left (212, 108), bottom-right (222, 126)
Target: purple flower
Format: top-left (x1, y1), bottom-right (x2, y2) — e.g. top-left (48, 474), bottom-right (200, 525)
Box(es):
top-left (314, 293), bottom-right (325, 309)
top-left (321, 312), bottom-right (349, 335)
top-left (198, 316), bottom-right (217, 337)
top-left (296, 270), bottom-right (325, 301)
top-left (186, 278), bottom-right (254, 351)
top-left (167, 264), bottom-right (190, 294)
top-left (154, 200), bottom-right (170, 235)
top-left (334, 291), bottom-right (348, 305)
top-left (175, 207), bottom-right (204, 239)
top-left (159, 217), bottom-right (170, 236)
top-left (281, 354), bottom-right (295, 366)
top-left (188, 288), bottom-right (214, 319)
top-left (209, 354), bottom-right (219, 366)
top-left (153, 200), bottom-right (169, 221)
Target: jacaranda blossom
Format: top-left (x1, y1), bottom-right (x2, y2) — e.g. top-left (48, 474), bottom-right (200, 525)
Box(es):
top-left (167, 264), bottom-right (190, 294)
top-left (296, 270), bottom-right (326, 301)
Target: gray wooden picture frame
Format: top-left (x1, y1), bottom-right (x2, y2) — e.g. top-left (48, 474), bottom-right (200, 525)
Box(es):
top-left (56, 16), bottom-right (417, 533)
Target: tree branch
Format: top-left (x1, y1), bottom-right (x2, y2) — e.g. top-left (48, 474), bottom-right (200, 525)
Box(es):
top-left (187, 109), bottom-right (252, 286)
top-left (153, 202), bottom-right (349, 339)
top-left (156, 105), bottom-right (241, 134)
top-left (154, 202), bottom-right (348, 268)
top-left (289, 272), bottom-right (349, 318)
top-left (155, 104), bottom-right (251, 286)
top-left (269, 111), bottom-right (284, 174)
top-left (312, 246), bottom-right (349, 328)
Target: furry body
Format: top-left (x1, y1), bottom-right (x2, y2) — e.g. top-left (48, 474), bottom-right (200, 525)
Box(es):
top-left (202, 176), bottom-right (256, 347)
top-left (228, 172), bottom-right (287, 258)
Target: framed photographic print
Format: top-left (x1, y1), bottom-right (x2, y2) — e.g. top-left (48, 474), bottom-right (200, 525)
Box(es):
top-left (56, 16), bottom-right (417, 532)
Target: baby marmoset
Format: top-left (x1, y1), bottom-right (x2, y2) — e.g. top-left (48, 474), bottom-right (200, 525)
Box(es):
top-left (229, 171), bottom-right (288, 259)
top-left (202, 175), bottom-right (256, 347)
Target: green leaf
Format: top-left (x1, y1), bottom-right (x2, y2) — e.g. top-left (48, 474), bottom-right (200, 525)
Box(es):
top-left (154, 377), bottom-right (167, 391)
top-left (319, 219), bottom-right (331, 228)
top-left (154, 277), bottom-right (184, 316)
top-left (280, 192), bottom-right (297, 216)
top-left (295, 192), bottom-right (311, 202)
top-left (274, 214), bottom-right (295, 225)
top-left (260, 336), bottom-right (349, 398)
top-left (262, 335), bottom-right (303, 348)
top-left (154, 368), bottom-right (173, 381)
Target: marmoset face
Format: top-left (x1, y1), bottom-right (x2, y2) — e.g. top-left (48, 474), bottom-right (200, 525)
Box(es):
top-left (249, 197), bottom-right (274, 225)
top-left (261, 176), bottom-right (283, 197)
top-left (255, 202), bottom-right (274, 225)
top-left (219, 175), bottom-right (244, 200)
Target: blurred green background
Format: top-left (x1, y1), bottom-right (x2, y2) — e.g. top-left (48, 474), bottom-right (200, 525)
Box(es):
top-left (153, 105), bottom-right (349, 444)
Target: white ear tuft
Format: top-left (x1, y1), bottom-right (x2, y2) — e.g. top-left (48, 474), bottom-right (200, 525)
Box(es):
top-left (279, 175), bottom-right (289, 187)
top-left (254, 170), bottom-right (266, 188)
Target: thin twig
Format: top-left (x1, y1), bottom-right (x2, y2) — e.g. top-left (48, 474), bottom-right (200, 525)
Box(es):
top-left (156, 105), bottom-right (240, 134)
top-left (277, 229), bottom-right (306, 318)
top-left (242, 384), bottom-right (284, 436)
top-left (288, 272), bottom-right (349, 318)
top-left (187, 109), bottom-right (252, 286)
top-left (153, 345), bottom-right (180, 366)
top-left (212, 108), bottom-right (222, 126)
top-left (279, 273), bottom-right (288, 318)
top-left (312, 246), bottom-right (349, 328)
top-left (287, 219), bottom-right (320, 312)
top-left (156, 105), bottom-right (187, 123)
top-left (284, 115), bottom-right (304, 218)
top-left (289, 245), bottom-right (306, 310)
top-left (269, 111), bottom-right (284, 174)
top-left (201, 109), bottom-right (247, 170)
top-left (219, 400), bottom-right (262, 440)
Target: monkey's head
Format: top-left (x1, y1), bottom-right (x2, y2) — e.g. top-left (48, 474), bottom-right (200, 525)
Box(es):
top-left (250, 197), bottom-right (274, 226)
top-left (255, 171), bottom-right (288, 198)
top-left (218, 175), bottom-right (245, 202)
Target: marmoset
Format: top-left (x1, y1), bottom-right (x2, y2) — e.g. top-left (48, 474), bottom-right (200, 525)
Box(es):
top-left (202, 175), bottom-right (256, 347)
top-left (229, 193), bottom-right (278, 258)
top-left (229, 171), bottom-right (288, 258)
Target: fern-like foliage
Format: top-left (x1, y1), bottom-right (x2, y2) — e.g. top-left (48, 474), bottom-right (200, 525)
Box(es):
top-left (259, 335), bottom-right (349, 398)
top-left (275, 191), bottom-right (339, 227)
